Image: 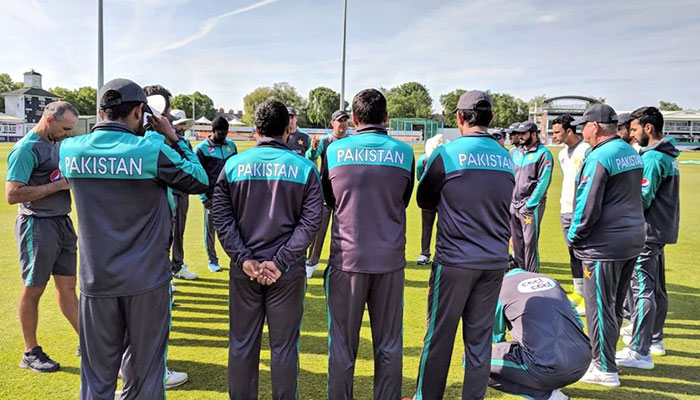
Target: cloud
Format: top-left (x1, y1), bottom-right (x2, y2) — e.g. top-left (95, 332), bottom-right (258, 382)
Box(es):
top-left (536, 13), bottom-right (559, 23)
top-left (114, 0), bottom-right (280, 63)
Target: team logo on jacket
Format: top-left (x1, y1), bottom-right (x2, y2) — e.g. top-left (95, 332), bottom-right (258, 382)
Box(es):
top-left (641, 178), bottom-right (650, 189)
top-left (517, 277), bottom-right (556, 293)
top-left (50, 169), bottom-right (63, 182)
top-left (579, 175), bottom-right (590, 186)
top-left (545, 160), bottom-right (552, 168)
top-left (208, 147), bottom-right (215, 153)
top-left (226, 146), bottom-right (232, 152)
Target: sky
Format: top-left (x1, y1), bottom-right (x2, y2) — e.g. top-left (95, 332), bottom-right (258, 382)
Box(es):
top-left (3, 0), bottom-right (700, 114)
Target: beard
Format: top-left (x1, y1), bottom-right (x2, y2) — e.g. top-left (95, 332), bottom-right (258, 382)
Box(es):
top-left (638, 134), bottom-right (650, 147)
top-left (521, 135), bottom-right (534, 147)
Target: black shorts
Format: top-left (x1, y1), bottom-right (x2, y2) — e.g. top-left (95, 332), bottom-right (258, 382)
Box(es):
top-left (15, 215), bottom-right (77, 287)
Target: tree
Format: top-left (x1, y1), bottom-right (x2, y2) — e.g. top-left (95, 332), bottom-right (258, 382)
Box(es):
top-left (528, 94), bottom-right (548, 111)
top-left (490, 92), bottom-right (528, 128)
top-left (307, 87), bottom-right (347, 128)
top-left (659, 101), bottom-right (682, 111)
top-left (439, 89), bottom-right (466, 127)
top-left (241, 86), bottom-right (274, 125)
top-left (50, 86), bottom-right (97, 116)
top-left (241, 82), bottom-right (308, 126)
top-left (385, 82), bottom-right (433, 119)
top-left (0, 73), bottom-right (22, 113)
top-left (171, 92), bottom-right (216, 120)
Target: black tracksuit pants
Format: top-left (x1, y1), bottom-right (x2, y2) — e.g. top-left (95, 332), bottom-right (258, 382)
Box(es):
top-left (228, 277), bottom-right (306, 400)
top-left (324, 267), bottom-right (404, 400)
top-left (415, 264), bottom-right (504, 400)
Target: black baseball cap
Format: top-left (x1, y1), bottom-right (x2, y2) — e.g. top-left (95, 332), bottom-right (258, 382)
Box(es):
top-left (617, 112), bottom-right (632, 127)
top-left (331, 110), bottom-right (349, 121)
top-left (99, 78), bottom-right (149, 111)
top-left (513, 121), bottom-right (539, 133)
top-left (506, 122), bottom-right (519, 135)
top-left (212, 116), bottom-right (229, 132)
top-left (287, 107), bottom-right (297, 116)
top-left (453, 90), bottom-right (492, 113)
top-left (571, 104), bottom-right (618, 126)
top-left (491, 128), bottom-right (505, 140)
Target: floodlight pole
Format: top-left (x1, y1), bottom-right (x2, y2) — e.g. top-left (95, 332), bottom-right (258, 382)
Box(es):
top-left (339, 0), bottom-right (347, 111)
top-left (97, 0), bottom-right (104, 118)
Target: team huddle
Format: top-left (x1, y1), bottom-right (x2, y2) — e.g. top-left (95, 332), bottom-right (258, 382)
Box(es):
top-left (5, 80), bottom-right (679, 400)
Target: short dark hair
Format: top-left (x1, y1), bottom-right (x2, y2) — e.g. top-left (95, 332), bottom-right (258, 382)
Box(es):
top-left (101, 90), bottom-right (142, 120)
top-left (458, 107), bottom-right (493, 127)
top-left (43, 101), bottom-right (79, 119)
top-left (631, 106), bottom-right (664, 136)
top-left (254, 99), bottom-right (289, 137)
top-left (352, 89), bottom-right (387, 125)
top-left (552, 114), bottom-right (576, 134)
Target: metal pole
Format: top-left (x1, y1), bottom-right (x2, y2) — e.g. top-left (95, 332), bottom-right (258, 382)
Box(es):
top-left (192, 94), bottom-right (195, 119)
top-left (339, 0), bottom-right (347, 111)
top-left (97, 0), bottom-right (104, 118)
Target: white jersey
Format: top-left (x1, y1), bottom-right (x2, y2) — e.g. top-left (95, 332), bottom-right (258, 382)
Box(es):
top-left (558, 140), bottom-right (590, 214)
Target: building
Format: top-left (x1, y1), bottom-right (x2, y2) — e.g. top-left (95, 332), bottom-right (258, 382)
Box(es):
top-left (0, 113), bottom-right (25, 142)
top-left (529, 96), bottom-right (600, 143)
top-left (1, 70), bottom-right (59, 135)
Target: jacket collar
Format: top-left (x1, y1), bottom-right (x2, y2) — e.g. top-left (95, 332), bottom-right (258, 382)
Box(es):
top-left (355, 124), bottom-right (388, 135)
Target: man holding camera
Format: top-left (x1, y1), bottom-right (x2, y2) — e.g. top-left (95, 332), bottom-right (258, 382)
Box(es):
top-left (60, 78), bottom-right (209, 399)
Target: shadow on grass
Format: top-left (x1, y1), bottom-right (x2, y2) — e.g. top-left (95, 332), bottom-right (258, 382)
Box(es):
top-left (172, 315), bottom-right (228, 324)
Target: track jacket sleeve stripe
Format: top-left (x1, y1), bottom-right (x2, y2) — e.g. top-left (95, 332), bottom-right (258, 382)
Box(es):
top-left (568, 161), bottom-right (607, 244)
top-left (492, 300), bottom-right (507, 343)
top-left (157, 140), bottom-right (209, 193)
top-left (211, 169), bottom-right (253, 269)
top-left (641, 156), bottom-right (663, 210)
top-left (525, 150), bottom-right (553, 208)
top-left (272, 170), bottom-right (323, 273)
top-left (416, 151), bottom-right (445, 210)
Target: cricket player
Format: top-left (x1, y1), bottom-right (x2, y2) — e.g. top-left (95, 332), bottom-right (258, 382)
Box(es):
top-left (617, 113), bottom-right (642, 153)
top-left (322, 89), bottom-right (414, 400)
top-left (489, 268), bottom-right (591, 400)
top-left (286, 107), bottom-right (311, 156)
top-left (510, 121), bottom-right (553, 272)
top-left (567, 104), bottom-right (645, 387)
top-left (416, 134), bottom-right (446, 265)
top-left (168, 108), bottom-right (197, 280)
top-left (305, 109), bottom-right (349, 277)
top-left (617, 106), bottom-right (679, 368)
top-left (507, 122), bottom-right (520, 157)
top-left (6, 101), bottom-right (79, 373)
top-left (551, 114), bottom-right (590, 313)
top-left (195, 116), bottom-right (238, 272)
top-left (212, 99), bottom-right (322, 399)
top-left (491, 127), bottom-right (506, 147)
top-left (60, 78), bottom-right (209, 400)
top-left (415, 91), bottom-right (514, 400)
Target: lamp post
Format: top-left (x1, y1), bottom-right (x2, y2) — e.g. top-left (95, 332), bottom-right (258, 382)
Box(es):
top-left (339, 0), bottom-right (347, 111)
top-left (97, 0), bottom-right (104, 118)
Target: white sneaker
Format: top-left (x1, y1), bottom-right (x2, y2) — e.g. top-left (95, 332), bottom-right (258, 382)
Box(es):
top-left (622, 335), bottom-right (632, 345)
top-left (416, 254), bottom-right (430, 265)
top-left (171, 282), bottom-right (177, 292)
top-left (547, 389), bottom-right (570, 400)
top-left (576, 303), bottom-right (586, 316)
top-left (165, 368), bottom-right (188, 389)
top-left (620, 324), bottom-right (633, 337)
top-left (174, 265), bottom-right (198, 280)
top-left (616, 347), bottom-right (654, 369)
top-left (114, 390), bottom-right (122, 400)
top-left (579, 365), bottom-right (620, 387)
top-left (650, 341), bottom-right (666, 356)
top-left (305, 263), bottom-right (319, 278)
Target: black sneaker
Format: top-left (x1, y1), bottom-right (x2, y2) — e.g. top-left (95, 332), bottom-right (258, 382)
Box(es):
top-left (19, 346), bottom-right (60, 372)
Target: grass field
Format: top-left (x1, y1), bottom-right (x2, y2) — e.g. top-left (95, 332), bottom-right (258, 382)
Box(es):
top-left (0, 140), bottom-right (699, 399)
